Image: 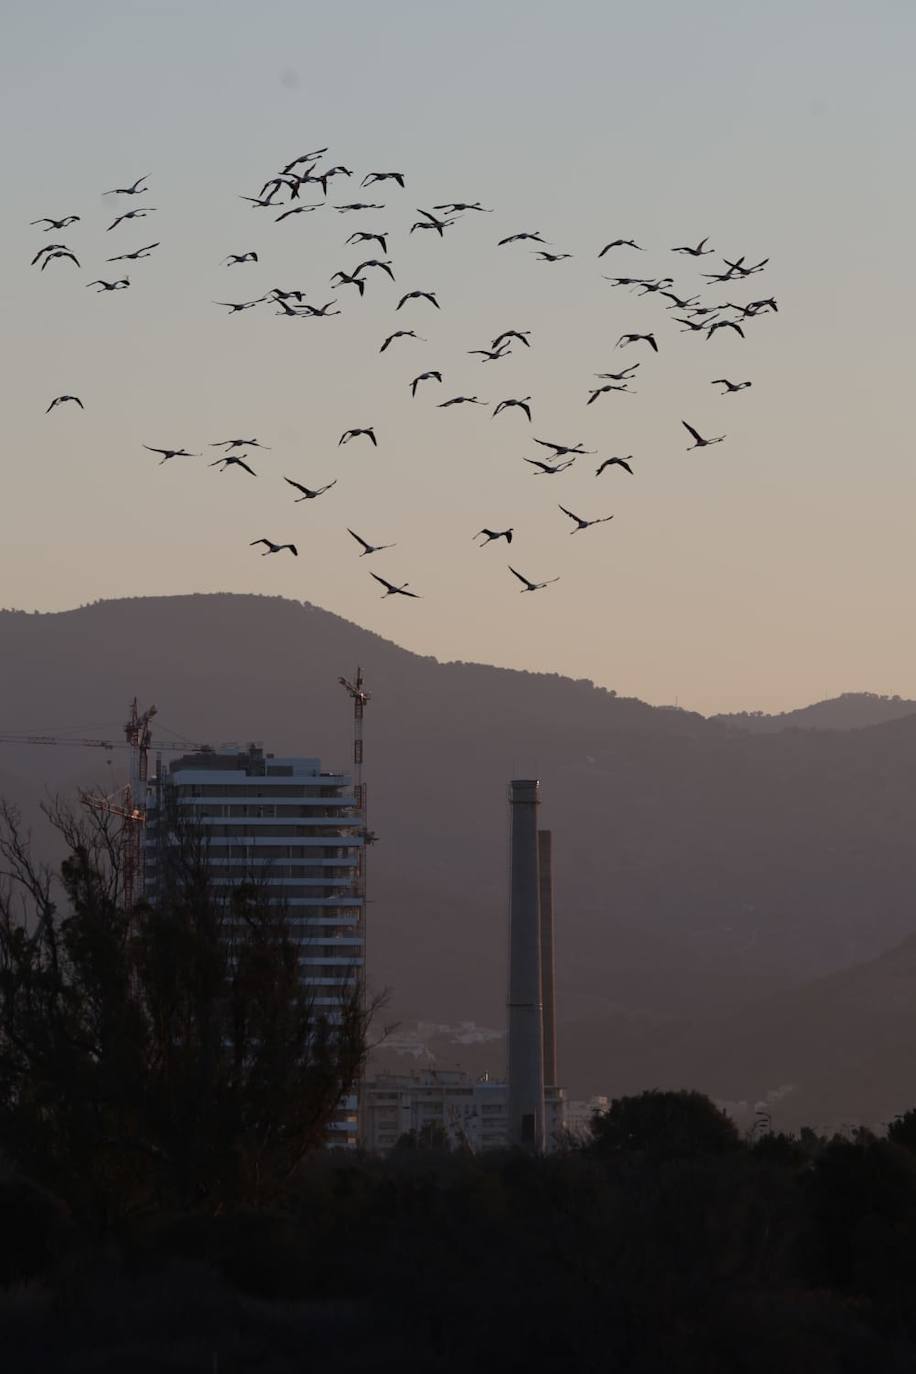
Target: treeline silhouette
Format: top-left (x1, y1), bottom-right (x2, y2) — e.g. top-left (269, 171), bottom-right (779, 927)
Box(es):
top-left (3, 811), bottom-right (916, 1369)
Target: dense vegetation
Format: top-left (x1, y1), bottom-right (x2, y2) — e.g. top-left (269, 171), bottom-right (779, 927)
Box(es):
top-left (4, 807), bottom-right (916, 1370)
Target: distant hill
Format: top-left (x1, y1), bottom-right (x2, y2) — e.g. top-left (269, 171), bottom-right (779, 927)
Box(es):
top-left (713, 692), bottom-right (916, 733)
top-left (3, 595), bottom-right (916, 1119)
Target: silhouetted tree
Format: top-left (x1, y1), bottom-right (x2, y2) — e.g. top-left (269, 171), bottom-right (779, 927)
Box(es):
top-left (0, 799), bottom-right (376, 1229)
top-left (589, 1088), bottom-right (741, 1161)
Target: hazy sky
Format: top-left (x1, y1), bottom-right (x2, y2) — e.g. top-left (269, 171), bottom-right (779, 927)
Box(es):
top-left (2, 0), bottom-right (914, 714)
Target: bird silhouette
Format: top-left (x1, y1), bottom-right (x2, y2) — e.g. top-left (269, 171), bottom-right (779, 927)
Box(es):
top-left (222, 251), bottom-right (258, 265)
top-left (437, 396), bottom-right (487, 407)
top-left (299, 300), bottom-right (341, 317)
top-left (671, 237), bottom-right (713, 256)
top-left (39, 249), bottom-right (80, 269)
top-left (660, 290), bottom-right (702, 310)
top-left (380, 331), bottom-right (423, 353)
top-left (410, 370), bottom-right (443, 396)
top-left (335, 202), bottom-right (385, 213)
top-left (275, 204), bottom-right (324, 221)
top-left (410, 209), bottom-right (455, 236)
top-left (250, 539), bottom-right (298, 556)
top-left (212, 438), bottom-right (270, 450)
top-left (596, 456), bottom-right (634, 476)
top-left (330, 270), bottom-right (366, 296)
top-left (103, 176), bottom-right (149, 196)
top-left (346, 230), bottom-right (388, 252)
top-left (371, 573), bottom-right (421, 598)
top-left (214, 298), bottom-right (264, 313)
top-left (533, 251), bottom-right (572, 262)
top-left (508, 566), bottom-right (559, 592)
top-left (86, 278), bottom-right (130, 291)
top-left (106, 209), bottom-right (155, 231)
top-left (558, 504), bottom-right (614, 533)
top-left (46, 395), bottom-right (83, 412)
top-left (353, 258), bottom-right (395, 280)
top-left (707, 319), bottom-right (745, 340)
top-left (433, 201), bottom-right (493, 213)
top-left (492, 330), bottom-right (531, 349)
top-left (283, 477), bottom-right (337, 501)
top-left (595, 365), bottom-right (639, 381)
top-left (533, 439), bottom-right (594, 457)
top-left (281, 149), bottom-right (327, 172)
top-left (598, 239), bottom-right (643, 255)
top-left (711, 378), bottom-right (752, 393)
top-left (348, 529), bottom-right (396, 556)
top-left (468, 345), bottom-right (511, 362)
top-left (524, 457), bottom-right (576, 475)
top-left (616, 333), bottom-right (658, 352)
top-left (493, 397), bottom-right (532, 420)
top-left (587, 384), bottom-right (633, 404)
top-left (682, 421), bottom-right (725, 449)
top-left (30, 243), bottom-right (70, 265)
top-left (30, 215), bottom-right (80, 230)
top-left (475, 529), bottom-right (513, 545)
top-left (672, 316), bottom-right (711, 333)
top-left (397, 290), bottom-right (439, 310)
top-left (498, 232), bottom-right (546, 246)
top-left (143, 445), bottom-right (198, 464)
top-left (106, 242), bottom-right (159, 262)
top-left (339, 428), bottom-right (377, 446)
top-left (362, 171), bottom-right (405, 187)
top-left (210, 455), bottom-right (257, 475)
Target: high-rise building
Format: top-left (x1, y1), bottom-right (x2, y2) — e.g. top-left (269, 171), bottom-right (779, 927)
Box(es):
top-left (144, 743), bottom-right (365, 1146)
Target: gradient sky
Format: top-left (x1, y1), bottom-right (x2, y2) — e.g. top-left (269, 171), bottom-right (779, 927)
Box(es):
top-left (2, 0), bottom-right (914, 714)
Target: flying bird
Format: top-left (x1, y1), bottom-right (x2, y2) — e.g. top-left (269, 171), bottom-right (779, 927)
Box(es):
top-left (616, 332), bottom-right (658, 351)
top-left (410, 208), bottom-right (455, 236)
top-left (660, 290), bottom-right (702, 310)
top-left (30, 243), bottom-right (70, 265)
top-left (722, 255), bottom-right (769, 277)
top-left (672, 316), bottom-right (711, 333)
top-left (370, 572), bottom-right (421, 598)
top-left (353, 258), bottom-right (395, 280)
top-left (222, 251), bottom-right (258, 265)
top-left (595, 365), bottom-right (639, 381)
top-left (45, 395), bottom-right (83, 412)
top-left (239, 194), bottom-right (280, 209)
top-left (598, 239), bottom-right (644, 255)
top-left (468, 345), bottom-right (511, 362)
top-left (523, 457), bottom-right (576, 475)
top-left (346, 230), bottom-right (388, 252)
top-left (380, 330), bottom-right (423, 353)
top-left (106, 208), bottom-right (155, 231)
top-left (533, 251), bottom-right (572, 262)
top-left (212, 438), bottom-right (270, 450)
top-left (106, 242), bottom-right (159, 262)
top-left (214, 298), bottom-right (264, 313)
top-left (671, 237), bottom-right (713, 256)
top-left (492, 330), bottom-right (531, 349)
top-left (339, 427), bottom-right (377, 446)
top-left (281, 149), bottom-right (327, 172)
top-left (103, 175), bottom-right (149, 196)
top-left (397, 290), bottom-right (439, 310)
top-left (595, 456), bottom-right (634, 476)
top-left (298, 300), bottom-right (340, 317)
top-left (587, 384), bottom-right (633, 404)
top-left (508, 566), bottom-right (559, 592)
top-left (39, 249), bottom-right (80, 269)
top-left (330, 270), bottom-right (366, 296)
top-left (493, 397), bottom-right (532, 420)
top-left (682, 421), bottom-right (725, 449)
top-left (498, 231), bottom-right (547, 246)
top-left (86, 278), bottom-right (130, 291)
top-left (533, 439), bottom-right (594, 457)
top-left (711, 378), bottom-right (752, 393)
top-left (433, 202), bottom-right (492, 214)
top-left (475, 528), bottom-right (513, 545)
top-left (437, 395), bottom-right (487, 407)
top-left (250, 540), bottom-right (298, 556)
top-left (269, 288), bottom-right (307, 302)
top-left (283, 477), bottom-right (337, 501)
top-left (30, 215), bottom-right (80, 230)
top-left (335, 202), bottom-right (385, 213)
top-left (348, 529), bottom-right (396, 556)
top-left (143, 445), bottom-right (198, 464)
top-left (361, 171), bottom-right (405, 187)
top-left (410, 370), bottom-right (442, 395)
top-left (275, 204), bottom-right (324, 221)
top-left (706, 320), bottom-right (745, 340)
top-left (210, 455), bottom-right (257, 475)
top-left (558, 504), bottom-right (614, 533)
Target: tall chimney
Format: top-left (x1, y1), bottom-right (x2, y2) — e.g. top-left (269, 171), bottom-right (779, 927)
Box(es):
top-left (538, 829), bottom-right (557, 1090)
top-left (507, 779), bottom-right (544, 1150)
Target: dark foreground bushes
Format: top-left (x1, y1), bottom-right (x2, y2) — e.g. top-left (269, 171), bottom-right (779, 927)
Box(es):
top-left (5, 1126), bottom-right (916, 1373)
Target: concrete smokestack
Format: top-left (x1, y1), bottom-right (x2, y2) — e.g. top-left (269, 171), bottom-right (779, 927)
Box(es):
top-left (507, 779), bottom-right (544, 1150)
top-left (538, 829), bottom-right (557, 1090)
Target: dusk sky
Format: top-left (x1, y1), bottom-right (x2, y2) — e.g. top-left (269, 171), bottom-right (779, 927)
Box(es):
top-left (2, 0), bottom-right (913, 714)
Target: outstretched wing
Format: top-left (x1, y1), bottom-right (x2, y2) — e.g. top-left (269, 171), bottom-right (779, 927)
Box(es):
top-left (370, 572), bottom-right (397, 593)
top-left (284, 477), bottom-right (308, 494)
top-left (348, 529), bottom-right (371, 552)
top-left (507, 566), bottom-right (534, 589)
top-left (558, 505), bottom-right (581, 523)
top-left (681, 421), bottom-right (702, 443)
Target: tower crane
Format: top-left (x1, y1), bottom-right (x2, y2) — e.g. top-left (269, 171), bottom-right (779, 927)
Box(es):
top-left (0, 700), bottom-right (208, 910)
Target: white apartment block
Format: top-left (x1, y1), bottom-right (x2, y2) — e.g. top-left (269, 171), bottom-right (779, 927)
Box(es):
top-left (361, 1072), bottom-right (567, 1154)
top-left (144, 743), bottom-right (364, 1146)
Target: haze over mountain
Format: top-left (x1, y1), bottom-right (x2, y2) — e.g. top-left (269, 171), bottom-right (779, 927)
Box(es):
top-left (713, 692), bottom-right (916, 734)
top-left (3, 593), bottom-right (916, 1123)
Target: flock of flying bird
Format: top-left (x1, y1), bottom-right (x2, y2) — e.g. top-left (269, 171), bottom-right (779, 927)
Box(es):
top-left (32, 151), bottom-right (778, 600)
